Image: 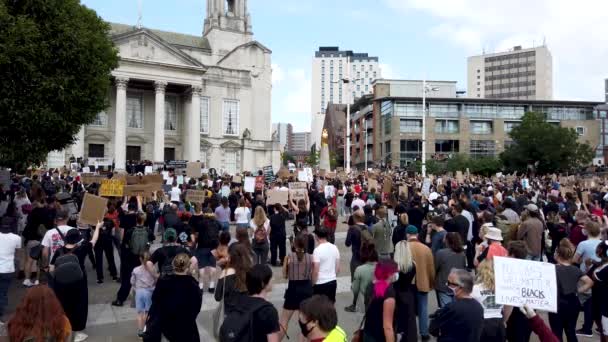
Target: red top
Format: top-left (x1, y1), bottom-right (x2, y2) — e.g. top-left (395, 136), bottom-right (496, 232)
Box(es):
top-left (529, 315), bottom-right (559, 342)
top-left (320, 206), bottom-right (337, 232)
top-left (486, 243), bottom-right (508, 260)
top-left (354, 184), bottom-right (362, 194)
top-left (569, 224), bottom-right (586, 247)
top-left (104, 211), bottom-right (120, 231)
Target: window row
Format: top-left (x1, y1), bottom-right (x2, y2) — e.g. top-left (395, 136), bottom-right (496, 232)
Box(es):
top-left (485, 50), bottom-right (535, 62)
top-left (485, 70), bottom-right (535, 81)
top-left (484, 80), bottom-right (536, 90)
top-left (484, 61), bottom-right (535, 72)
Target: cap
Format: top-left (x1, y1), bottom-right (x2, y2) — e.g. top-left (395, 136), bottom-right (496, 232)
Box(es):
top-left (64, 229), bottom-right (83, 245)
top-left (526, 204), bottom-right (539, 212)
top-left (164, 228), bottom-right (177, 242)
top-left (406, 225), bottom-right (418, 235)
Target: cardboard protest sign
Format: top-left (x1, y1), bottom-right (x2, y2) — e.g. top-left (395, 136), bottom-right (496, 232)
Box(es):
top-left (80, 174), bottom-right (104, 185)
top-left (233, 176), bottom-right (242, 184)
top-left (398, 185), bottom-right (408, 197)
top-left (368, 179), bottom-right (379, 192)
top-left (99, 179), bottom-right (125, 197)
top-left (266, 190), bottom-right (288, 205)
top-left (326, 172), bottom-right (336, 179)
top-left (79, 193), bottom-right (108, 226)
top-left (289, 182), bottom-right (307, 190)
top-left (244, 177), bottom-right (256, 193)
top-left (143, 174), bottom-right (164, 185)
top-left (383, 178), bottom-right (393, 193)
top-left (319, 169), bottom-right (326, 178)
top-left (290, 189), bottom-right (307, 202)
top-left (422, 178), bottom-right (431, 196)
top-left (277, 167), bottom-right (290, 179)
top-left (494, 256), bottom-right (557, 312)
top-left (186, 162), bottom-right (202, 178)
top-left (126, 175), bottom-right (142, 185)
top-left (456, 171), bottom-right (464, 183)
top-left (298, 171), bottom-right (308, 182)
top-left (185, 190), bottom-right (206, 203)
top-left (123, 184), bottom-right (156, 197)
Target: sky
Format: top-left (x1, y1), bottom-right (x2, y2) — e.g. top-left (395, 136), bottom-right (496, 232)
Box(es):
top-left (82, 0), bottom-right (608, 132)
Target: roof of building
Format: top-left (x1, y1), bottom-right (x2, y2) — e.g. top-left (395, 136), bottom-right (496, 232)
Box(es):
top-left (374, 96), bottom-right (603, 107)
top-left (109, 22), bottom-right (211, 51)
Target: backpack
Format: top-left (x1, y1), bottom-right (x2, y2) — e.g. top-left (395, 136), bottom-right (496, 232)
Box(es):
top-left (359, 224), bottom-right (373, 243)
top-left (130, 226), bottom-right (150, 255)
top-left (219, 299), bottom-right (272, 342)
top-left (54, 253), bottom-right (84, 284)
top-left (254, 225), bottom-right (267, 243)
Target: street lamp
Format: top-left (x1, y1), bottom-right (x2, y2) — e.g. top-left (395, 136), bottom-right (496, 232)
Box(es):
top-left (421, 79), bottom-right (439, 178)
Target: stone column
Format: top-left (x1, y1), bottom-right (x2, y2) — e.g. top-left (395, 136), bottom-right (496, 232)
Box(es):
top-left (153, 81), bottom-right (167, 162)
top-left (114, 77), bottom-right (129, 171)
top-left (72, 126), bottom-right (85, 160)
top-left (188, 86), bottom-right (203, 161)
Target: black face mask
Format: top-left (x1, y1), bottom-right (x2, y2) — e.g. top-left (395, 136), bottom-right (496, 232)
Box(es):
top-left (298, 320), bottom-right (313, 337)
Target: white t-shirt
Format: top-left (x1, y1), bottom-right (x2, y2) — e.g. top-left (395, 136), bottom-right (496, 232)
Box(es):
top-left (41, 225), bottom-right (76, 261)
top-left (352, 198), bottom-right (366, 210)
top-left (471, 283), bottom-right (503, 319)
top-left (234, 207), bottom-right (251, 224)
top-left (170, 187), bottom-right (182, 202)
top-left (0, 233), bottom-right (22, 273)
top-left (313, 242), bottom-right (340, 285)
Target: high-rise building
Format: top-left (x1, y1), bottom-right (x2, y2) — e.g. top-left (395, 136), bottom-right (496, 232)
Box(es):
top-left (467, 45), bottom-right (553, 100)
top-left (311, 46), bottom-right (381, 149)
top-left (272, 123), bottom-right (293, 151)
top-left (291, 132), bottom-right (311, 152)
top-left (605, 79), bottom-right (608, 102)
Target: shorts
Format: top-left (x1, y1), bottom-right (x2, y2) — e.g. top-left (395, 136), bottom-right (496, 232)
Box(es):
top-left (236, 223), bottom-right (249, 230)
top-left (196, 248), bottom-right (216, 268)
top-left (135, 288), bottom-right (153, 313)
top-left (26, 240), bottom-right (41, 259)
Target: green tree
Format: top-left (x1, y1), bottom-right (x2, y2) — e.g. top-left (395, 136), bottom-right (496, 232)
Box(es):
top-left (0, 0), bottom-right (119, 170)
top-left (500, 112), bottom-right (594, 174)
top-left (281, 152), bottom-right (295, 165)
top-left (305, 149), bottom-right (320, 167)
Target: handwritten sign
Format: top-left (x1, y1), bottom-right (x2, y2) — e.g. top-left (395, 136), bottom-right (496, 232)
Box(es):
top-left (123, 184), bottom-right (156, 197)
top-left (233, 176), bottom-right (242, 184)
top-left (298, 171), bottom-right (308, 182)
top-left (266, 190), bottom-right (289, 205)
top-left (289, 182), bottom-right (307, 190)
top-left (399, 185), bottom-right (408, 197)
top-left (244, 177), bottom-right (256, 193)
top-left (186, 190), bottom-right (206, 203)
top-left (80, 174), bottom-right (104, 185)
top-left (186, 162), bottom-right (202, 178)
top-left (290, 189), bottom-right (307, 202)
top-left (99, 179), bottom-right (125, 197)
top-left (368, 179), bottom-right (378, 192)
top-left (79, 193), bottom-right (108, 226)
top-left (494, 256), bottom-right (557, 312)
top-left (456, 171), bottom-right (464, 183)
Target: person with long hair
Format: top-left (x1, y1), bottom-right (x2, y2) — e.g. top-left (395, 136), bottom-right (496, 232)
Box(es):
top-left (234, 198), bottom-right (251, 230)
top-left (345, 241), bottom-right (379, 313)
top-left (434, 232), bottom-right (466, 308)
top-left (8, 285), bottom-right (72, 342)
top-left (192, 207), bottom-right (220, 291)
top-left (250, 206), bottom-right (269, 235)
top-left (363, 259), bottom-right (398, 342)
top-left (278, 233), bottom-right (314, 340)
top-left (472, 260), bottom-right (508, 342)
top-left (550, 238), bottom-right (594, 342)
top-left (215, 244), bottom-right (253, 314)
top-left (590, 241), bottom-right (608, 342)
top-left (392, 239), bottom-right (418, 342)
top-left (251, 206), bottom-right (270, 265)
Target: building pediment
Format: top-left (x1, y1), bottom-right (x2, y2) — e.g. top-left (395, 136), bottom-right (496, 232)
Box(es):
top-left (126, 135), bottom-right (147, 144)
top-left (200, 138), bottom-right (213, 148)
top-left (220, 140), bottom-right (242, 149)
top-left (112, 29), bottom-right (205, 69)
top-left (216, 40), bottom-right (271, 68)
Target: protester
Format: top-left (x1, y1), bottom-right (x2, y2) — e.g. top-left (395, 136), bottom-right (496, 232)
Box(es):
top-left (299, 295), bottom-right (347, 341)
top-left (363, 259), bottom-right (398, 342)
top-left (434, 232), bottom-right (467, 308)
top-left (346, 210), bottom-right (370, 281)
top-left (279, 233), bottom-right (314, 340)
top-left (145, 253), bottom-right (202, 342)
top-left (429, 269), bottom-right (484, 342)
top-left (215, 197), bottom-right (231, 232)
top-left (472, 259), bottom-right (507, 341)
top-left (234, 198), bottom-right (251, 230)
top-left (312, 227), bottom-right (340, 303)
top-left (345, 241), bottom-right (379, 313)
top-left (574, 220), bottom-right (602, 336)
top-left (320, 204), bottom-right (338, 243)
top-left (590, 241), bottom-right (608, 342)
top-left (519, 304), bottom-right (560, 342)
top-left (474, 226), bottom-right (508, 267)
top-left (426, 216), bottom-right (447, 255)
top-left (517, 204), bottom-right (545, 261)
top-left (391, 213), bottom-right (409, 246)
top-left (372, 205), bottom-right (394, 259)
top-left (131, 251), bottom-right (156, 337)
top-left (505, 240), bottom-right (534, 342)
top-left (215, 244), bottom-right (253, 314)
top-left (392, 239), bottom-right (418, 342)
top-left (8, 285), bottom-right (72, 342)
top-left (407, 225), bottom-right (435, 340)
top-left (269, 203), bottom-right (288, 266)
top-left (41, 208), bottom-right (76, 267)
top-left (193, 207), bottom-right (220, 291)
top-left (93, 217), bottom-right (118, 284)
top-left (0, 213), bottom-right (21, 321)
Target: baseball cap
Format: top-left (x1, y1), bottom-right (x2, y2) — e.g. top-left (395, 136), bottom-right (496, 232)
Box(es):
top-left (164, 228), bottom-right (177, 242)
top-left (526, 204), bottom-right (539, 212)
top-left (64, 229), bottom-right (84, 245)
top-left (406, 225), bottom-right (418, 235)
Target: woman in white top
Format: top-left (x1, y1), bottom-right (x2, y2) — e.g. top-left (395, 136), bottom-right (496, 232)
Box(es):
top-left (471, 259), bottom-right (511, 342)
top-left (169, 182), bottom-right (181, 204)
top-left (250, 206), bottom-right (270, 264)
top-left (249, 206), bottom-right (270, 232)
top-left (234, 198), bottom-right (251, 230)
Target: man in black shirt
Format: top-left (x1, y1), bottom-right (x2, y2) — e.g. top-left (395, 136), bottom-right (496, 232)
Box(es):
top-left (148, 228), bottom-right (193, 277)
top-left (430, 269), bottom-right (483, 342)
top-left (406, 200), bottom-right (425, 231)
top-left (444, 204), bottom-right (469, 244)
top-left (268, 203), bottom-right (287, 266)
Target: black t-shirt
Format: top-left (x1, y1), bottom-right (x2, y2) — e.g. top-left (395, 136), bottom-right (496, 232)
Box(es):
top-left (151, 245), bottom-right (191, 272)
top-left (445, 215), bottom-right (469, 244)
top-left (247, 296), bottom-right (280, 341)
top-left (556, 264), bottom-right (583, 297)
top-left (593, 264), bottom-right (608, 317)
top-left (364, 285), bottom-right (396, 341)
top-left (431, 298), bottom-right (484, 342)
top-left (269, 211), bottom-right (288, 237)
top-left (406, 207), bottom-right (425, 230)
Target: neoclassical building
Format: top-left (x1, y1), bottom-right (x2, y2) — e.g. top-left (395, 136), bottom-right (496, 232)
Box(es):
top-left (56, 0), bottom-right (280, 174)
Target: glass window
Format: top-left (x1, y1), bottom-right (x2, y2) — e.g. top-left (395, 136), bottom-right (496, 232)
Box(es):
top-left (373, 72), bottom-right (377, 78)
top-left (504, 121), bottom-right (520, 133)
top-left (88, 144), bottom-right (104, 158)
top-left (470, 120), bottom-right (493, 134)
top-left (200, 97), bottom-right (210, 134)
top-left (400, 139), bottom-right (421, 163)
top-left (369, 65), bottom-right (373, 71)
top-left (127, 93), bottom-right (143, 128)
top-left (365, 85), bottom-right (368, 92)
top-left (576, 126), bottom-right (585, 136)
top-left (91, 111), bottom-right (107, 127)
top-left (394, 103), bottom-right (423, 117)
top-left (400, 119), bottom-right (422, 133)
top-left (384, 114), bottom-right (391, 135)
top-left (435, 120), bottom-right (459, 133)
top-left (356, 84), bottom-right (360, 91)
top-left (470, 140), bottom-right (495, 158)
top-left (224, 150), bottom-right (237, 175)
top-left (223, 99), bottom-right (239, 135)
top-left (365, 72), bottom-right (369, 78)
top-left (164, 95), bottom-right (178, 130)
top-left (465, 104), bottom-right (497, 119)
top-left (357, 72), bottom-right (361, 78)
top-left (435, 140), bottom-right (459, 153)
top-left (429, 104), bottom-right (459, 118)
top-left (498, 105), bottom-right (525, 119)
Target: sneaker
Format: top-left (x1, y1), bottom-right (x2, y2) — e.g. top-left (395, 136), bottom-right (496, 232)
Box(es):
top-left (22, 279), bottom-right (32, 287)
top-left (344, 305), bottom-right (356, 312)
top-left (74, 332), bottom-right (88, 342)
top-left (111, 300), bottom-right (124, 307)
top-left (33, 280), bottom-right (39, 286)
top-left (208, 287), bottom-right (215, 294)
top-left (112, 276), bottom-right (119, 282)
top-left (97, 279), bottom-right (104, 284)
top-left (576, 329), bottom-right (593, 337)
top-left (421, 335), bottom-right (431, 341)
top-left (137, 329), bottom-right (144, 338)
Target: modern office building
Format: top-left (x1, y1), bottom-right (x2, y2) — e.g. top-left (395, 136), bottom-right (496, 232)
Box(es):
top-left (291, 132), bottom-right (311, 152)
top-left (272, 123), bottom-right (293, 151)
top-left (467, 45), bottom-right (553, 100)
top-left (310, 46), bottom-right (381, 149)
top-left (348, 79), bottom-right (602, 169)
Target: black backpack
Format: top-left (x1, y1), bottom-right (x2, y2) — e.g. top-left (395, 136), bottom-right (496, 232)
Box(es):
top-left (219, 299), bottom-right (272, 342)
top-left (54, 253), bottom-right (83, 284)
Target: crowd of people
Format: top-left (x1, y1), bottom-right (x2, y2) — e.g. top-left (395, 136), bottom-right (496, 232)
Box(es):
top-left (0, 168), bottom-right (607, 342)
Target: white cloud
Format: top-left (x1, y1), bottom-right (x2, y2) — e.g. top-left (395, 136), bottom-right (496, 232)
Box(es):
top-left (386, 0), bottom-right (608, 101)
top-left (271, 63), bottom-right (284, 86)
top-left (379, 63), bottom-right (399, 79)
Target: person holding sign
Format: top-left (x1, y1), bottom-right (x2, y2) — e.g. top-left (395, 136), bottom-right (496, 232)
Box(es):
top-left (471, 260), bottom-right (507, 341)
top-left (549, 239), bottom-right (593, 342)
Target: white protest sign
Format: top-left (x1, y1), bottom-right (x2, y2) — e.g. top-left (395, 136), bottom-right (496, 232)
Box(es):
top-left (244, 177), bottom-right (256, 193)
top-left (176, 175), bottom-right (184, 185)
top-left (422, 178), bottom-right (431, 196)
top-left (298, 171), bottom-right (308, 182)
top-left (144, 166), bottom-right (153, 174)
top-left (494, 256), bottom-right (557, 313)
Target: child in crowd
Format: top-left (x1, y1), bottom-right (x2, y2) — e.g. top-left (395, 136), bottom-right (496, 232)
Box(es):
top-left (130, 252), bottom-right (156, 337)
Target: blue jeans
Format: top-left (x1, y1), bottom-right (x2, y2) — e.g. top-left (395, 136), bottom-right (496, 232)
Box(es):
top-left (220, 221), bottom-right (230, 232)
top-left (436, 290), bottom-right (453, 308)
top-left (0, 273), bottom-right (13, 317)
top-left (417, 291), bottom-right (429, 336)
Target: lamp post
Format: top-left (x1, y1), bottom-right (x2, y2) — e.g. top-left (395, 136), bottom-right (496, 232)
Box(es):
top-left (421, 79), bottom-right (439, 178)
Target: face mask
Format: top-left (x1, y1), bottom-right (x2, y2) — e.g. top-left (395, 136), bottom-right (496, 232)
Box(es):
top-left (299, 320), bottom-right (313, 337)
top-left (447, 285), bottom-right (458, 295)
